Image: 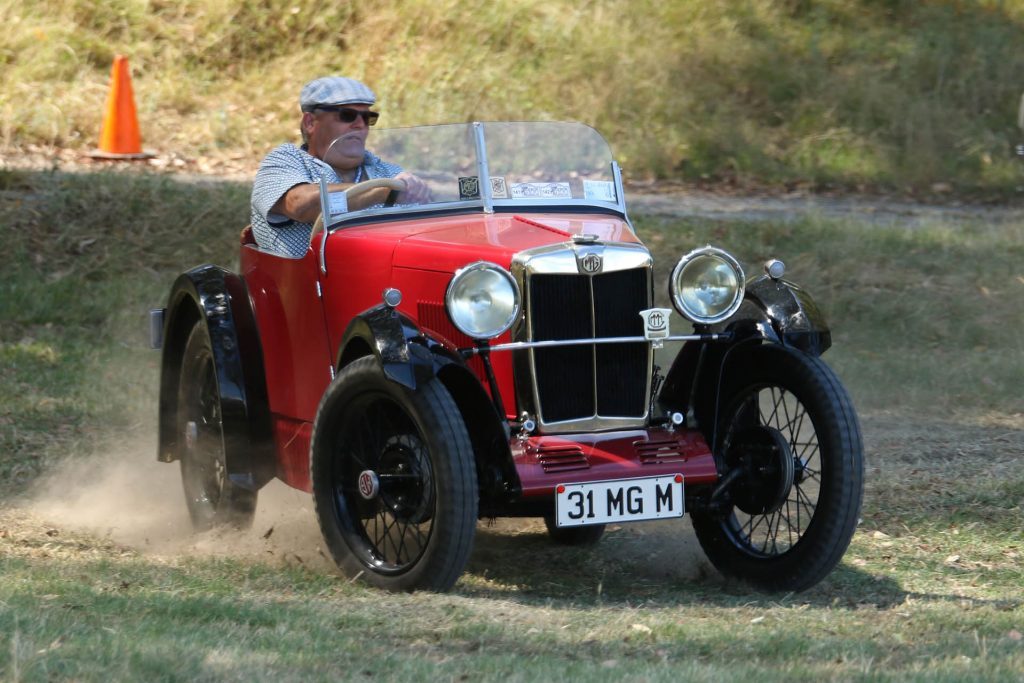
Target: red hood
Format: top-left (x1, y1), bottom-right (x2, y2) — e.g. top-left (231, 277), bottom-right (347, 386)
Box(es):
top-left (390, 213), bottom-right (643, 273)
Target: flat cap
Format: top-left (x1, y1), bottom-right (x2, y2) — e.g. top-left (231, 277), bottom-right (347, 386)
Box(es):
top-left (300, 77), bottom-right (376, 111)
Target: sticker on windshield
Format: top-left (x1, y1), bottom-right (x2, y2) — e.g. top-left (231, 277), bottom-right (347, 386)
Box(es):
top-left (510, 182), bottom-right (572, 199)
top-left (458, 176), bottom-right (480, 200)
top-left (583, 180), bottom-right (616, 202)
top-left (327, 192), bottom-right (348, 216)
top-left (490, 177), bottom-right (508, 198)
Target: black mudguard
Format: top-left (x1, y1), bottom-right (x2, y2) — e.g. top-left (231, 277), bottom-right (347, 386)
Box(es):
top-left (335, 305), bottom-right (440, 390)
top-left (743, 275), bottom-right (831, 356)
top-left (157, 265), bottom-right (274, 491)
top-left (335, 305), bottom-right (520, 504)
top-left (659, 276), bottom-right (831, 421)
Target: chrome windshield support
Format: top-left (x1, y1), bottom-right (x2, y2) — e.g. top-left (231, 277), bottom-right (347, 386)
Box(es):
top-left (459, 333), bottom-right (732, 357)
top-left (472, 122), bottom-right (494, 214)
top-left (318, 175), bottom-right (330, 274)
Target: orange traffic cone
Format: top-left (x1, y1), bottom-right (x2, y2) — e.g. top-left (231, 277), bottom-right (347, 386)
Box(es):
top-left (91, 55), bottom-right (153, 159)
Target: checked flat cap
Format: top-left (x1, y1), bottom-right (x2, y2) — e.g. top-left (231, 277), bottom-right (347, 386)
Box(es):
top-left (300, 76), bottom-right (376, 111)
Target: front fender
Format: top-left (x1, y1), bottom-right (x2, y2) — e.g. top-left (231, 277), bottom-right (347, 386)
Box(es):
top-left (336, 305), bottom-right (452, 390)
top-left (741, 275), bottom-right (831, 356)
top-left (157, 265), bottom-right (273, 490)
top-left (659, 276), bottom-right (831, 420)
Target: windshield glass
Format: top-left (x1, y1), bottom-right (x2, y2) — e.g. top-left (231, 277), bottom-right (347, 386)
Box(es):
top-left (325, 121), bottom-right (621, 227)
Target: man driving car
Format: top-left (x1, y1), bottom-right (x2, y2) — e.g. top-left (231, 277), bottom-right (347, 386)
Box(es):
top-left (250, 76), bottom-right (430, 257)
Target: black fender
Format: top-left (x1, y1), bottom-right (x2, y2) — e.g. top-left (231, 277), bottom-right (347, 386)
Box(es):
top-left (742, 275), bottom-right (831, 356)
top-left (157, 265), bottom-right (274, 491)
top-left (658, 276), bottom-right (831, 423)
top-left (335, 305), bottom-right (439, 390)
top-left (335, 305), bottom-right (520, 505)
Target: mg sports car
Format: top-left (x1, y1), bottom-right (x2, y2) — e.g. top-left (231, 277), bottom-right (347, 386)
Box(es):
top-left (152, 122), bottom-right (863, 592)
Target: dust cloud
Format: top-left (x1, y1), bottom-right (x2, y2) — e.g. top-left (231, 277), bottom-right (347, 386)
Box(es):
top-left (26, 439), bottom-right (708, 582)
top-left (27, 439), bottom-right (335, 571)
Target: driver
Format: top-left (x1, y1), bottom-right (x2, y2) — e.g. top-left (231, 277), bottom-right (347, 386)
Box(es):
top-left (250, 76), bottom-right (430, 257)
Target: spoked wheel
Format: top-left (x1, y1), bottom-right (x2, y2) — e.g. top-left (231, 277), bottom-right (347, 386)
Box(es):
top-left (691, 344), bottom-right (863, 592)
top-left (312, 357), bottom-right (477, 592)
top-left (177, 323), bottom-right (256, 530)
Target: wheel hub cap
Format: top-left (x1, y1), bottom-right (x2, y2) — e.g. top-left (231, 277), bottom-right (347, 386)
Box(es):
top-left (357, 470), bottom-right (380, 500)
top-left (726, 426), bottom-right (795, 516)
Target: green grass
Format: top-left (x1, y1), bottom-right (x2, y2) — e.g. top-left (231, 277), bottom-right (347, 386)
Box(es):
top-left (2, 1), bottom-right (1023, 194)
top-left (1, 169), bottom-right (1022, 680)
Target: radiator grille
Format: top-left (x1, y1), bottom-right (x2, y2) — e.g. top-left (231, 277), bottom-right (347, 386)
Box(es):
top-left (529, 268), bottom-right (650, 424)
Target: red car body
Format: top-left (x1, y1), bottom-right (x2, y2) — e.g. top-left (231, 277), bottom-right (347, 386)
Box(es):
top-left (241, 212), bottom-right (717, 497)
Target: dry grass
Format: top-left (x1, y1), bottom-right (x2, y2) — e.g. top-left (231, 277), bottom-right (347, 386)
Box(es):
top-left (2, 0), bottom-right (1023, 193)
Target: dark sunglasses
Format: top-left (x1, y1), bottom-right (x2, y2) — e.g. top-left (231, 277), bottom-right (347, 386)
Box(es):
top-left (315, 106), bottom-right (379, 126)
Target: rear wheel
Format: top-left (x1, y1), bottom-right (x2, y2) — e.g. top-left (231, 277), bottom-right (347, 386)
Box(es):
top-left (311, 357), bottom-right (478, 592)
top-left (177, 323), bottom-right (257, 530)
top-left (691, 344), bottom-right (863, 592)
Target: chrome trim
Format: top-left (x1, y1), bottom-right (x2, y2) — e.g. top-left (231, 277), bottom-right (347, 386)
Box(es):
top-left (460, 333), bottom-right (727, 355)
top-left (509, 241), bottom-right (656, 434)
top-left (473, 122), bottom-right (494, 214)
top-left (512, 240), bottom-right (652, 276)
top-left (318, 175), bottom-right (331, 273)
top-left (325, 199), bottom-right (486, 231)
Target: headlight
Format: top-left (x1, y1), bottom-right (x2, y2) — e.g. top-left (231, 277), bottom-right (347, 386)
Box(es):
top-left (670, 247), bottom-right (745, 324)
top-left (446, 262), bottom-right (521, 339)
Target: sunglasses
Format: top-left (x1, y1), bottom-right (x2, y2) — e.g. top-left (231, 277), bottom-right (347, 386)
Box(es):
top-left (315, 106), bottom-right (379, 126)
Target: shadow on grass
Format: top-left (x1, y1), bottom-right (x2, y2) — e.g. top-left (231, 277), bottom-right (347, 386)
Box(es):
top-left (461, 521), bottom-right (1021, 613)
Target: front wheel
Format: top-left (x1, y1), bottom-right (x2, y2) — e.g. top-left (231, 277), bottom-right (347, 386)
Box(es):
top-left (311, 357), bottom-right (478, 592)
top-left (691, 344), bottom-right (863, 592)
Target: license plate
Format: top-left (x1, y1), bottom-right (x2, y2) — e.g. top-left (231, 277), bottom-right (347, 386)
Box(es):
top-left (554, 475), bottom-right (684, 527)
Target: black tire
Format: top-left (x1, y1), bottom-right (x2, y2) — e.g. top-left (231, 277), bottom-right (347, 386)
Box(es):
top-left (543, 516), bottom-right (606, 546)
top-left (691, 344), bottom-right (863, 592)
top-left (177, 323), bottom-right (257, 531)
top-left (311, 356), bottom-right (478, 592)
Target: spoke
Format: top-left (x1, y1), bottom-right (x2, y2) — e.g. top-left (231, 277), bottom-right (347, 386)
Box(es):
top-left (412, 521), bottom-right (427, 550)
top-left (748, 513), bottom-right (768, 547)
top-left (767, 510), bottom-right (781, 554)
top-left (795, 485), bottom-right (817, 520)
top-left (789, 408), bottom-right (808, 451)
top-left (785, 498), bottom-right (795, 548)
top-left (778, 389), bottom-right (794, 436)
top-left (395, 519), bottom-right (410, 565)
top-left (763, 388), bottom-right (784, 429)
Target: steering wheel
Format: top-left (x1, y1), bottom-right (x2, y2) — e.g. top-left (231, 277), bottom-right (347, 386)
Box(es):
top-left (345, 177), bottom-right (407, 207)
top-left (312, 177), bottom-right (408, 234)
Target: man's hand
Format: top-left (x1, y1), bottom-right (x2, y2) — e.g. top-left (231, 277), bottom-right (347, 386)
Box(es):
top-left (394, 172), bottom-right (432, 204)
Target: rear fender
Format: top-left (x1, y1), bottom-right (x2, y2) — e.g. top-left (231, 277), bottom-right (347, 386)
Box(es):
top-left (157, 265), bottom-right (274, 490)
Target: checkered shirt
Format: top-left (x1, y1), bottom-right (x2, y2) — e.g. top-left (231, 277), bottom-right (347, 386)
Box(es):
top-left (250, 143), bottom-right (402, 258)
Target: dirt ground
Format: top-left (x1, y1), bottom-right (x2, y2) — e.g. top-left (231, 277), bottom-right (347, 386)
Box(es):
top-left (2, 412), bottom-right (1017, 583)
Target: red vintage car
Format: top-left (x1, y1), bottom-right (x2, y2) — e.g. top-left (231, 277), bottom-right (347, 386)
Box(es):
top-left (153, 122), bottom-right (863, 592)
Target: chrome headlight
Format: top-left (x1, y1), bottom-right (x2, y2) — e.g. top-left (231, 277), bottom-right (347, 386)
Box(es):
top-left (670, 247), bottom-right (745, 324)
top-left (445, 262), bottom-right (521, 339)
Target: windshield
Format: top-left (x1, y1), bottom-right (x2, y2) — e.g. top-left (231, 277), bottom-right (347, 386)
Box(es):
top-left (323, 121), bottom-right (623, 228)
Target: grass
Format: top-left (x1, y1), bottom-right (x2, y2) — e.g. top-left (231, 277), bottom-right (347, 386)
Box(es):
top-left (0, 168), bottom-right (1022, 680)
top-left (2, 1), bottom-right (1024, 194)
